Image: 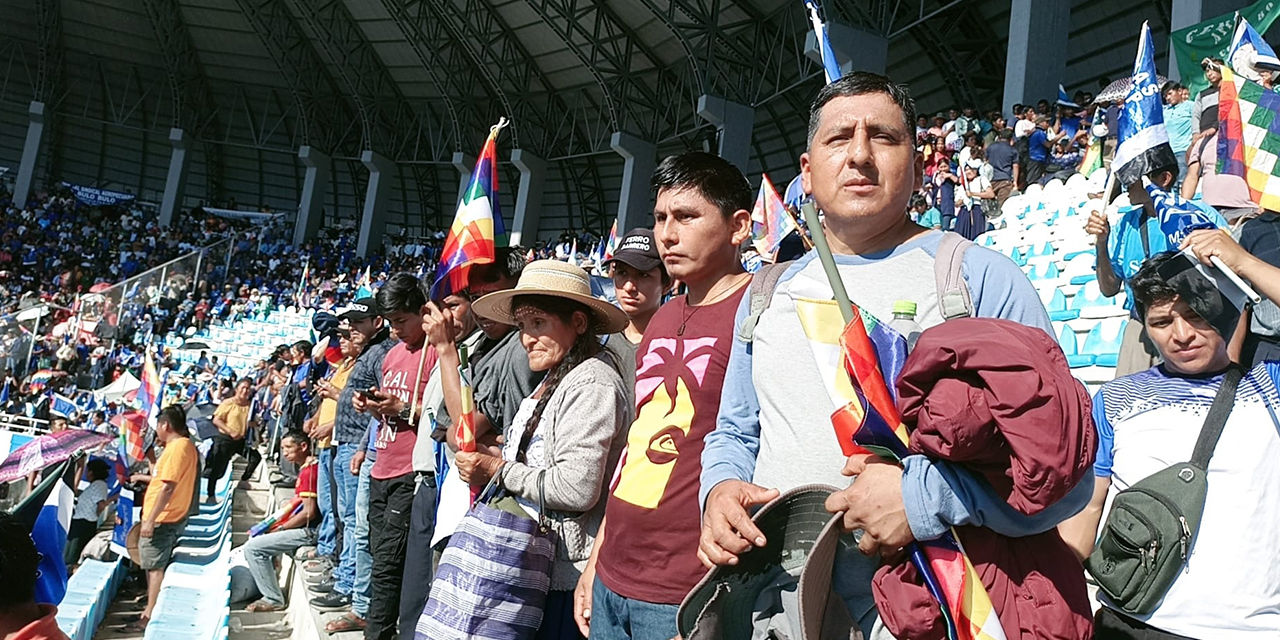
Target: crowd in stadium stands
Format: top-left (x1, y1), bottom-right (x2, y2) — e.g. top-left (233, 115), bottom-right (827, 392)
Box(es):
top-left (9, 63), bottom-right (1280, 640)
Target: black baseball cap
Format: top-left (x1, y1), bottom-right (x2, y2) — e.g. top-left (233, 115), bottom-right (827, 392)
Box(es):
top-left (605, 228), bottom-right (664, 274)
top-left (339, 297), bottom-right (379, 321)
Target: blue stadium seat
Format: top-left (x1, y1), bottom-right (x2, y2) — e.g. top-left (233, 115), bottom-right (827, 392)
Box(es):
top-left (1028, 262), bottom-right (1061, 281)
top-left (1081, 319), bottom-right (1128, 368)
top-left (1058, 325), bottom-right (1094, 368)
top-left (1045, 289), bottom-right (1079, 321)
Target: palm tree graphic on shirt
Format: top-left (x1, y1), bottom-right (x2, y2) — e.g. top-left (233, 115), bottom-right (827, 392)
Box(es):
top-left (612, 335), bottom-right (718, 509)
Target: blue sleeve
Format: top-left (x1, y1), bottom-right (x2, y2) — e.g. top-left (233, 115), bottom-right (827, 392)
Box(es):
top-left (699, 293), bottom-right (763, 512)
top-left (1092, 388), bottom-right (1115, 478)
top-left (901, 456), bottom-right (1097, 540)
top-left (963, 246), bottom-right (1054, 336)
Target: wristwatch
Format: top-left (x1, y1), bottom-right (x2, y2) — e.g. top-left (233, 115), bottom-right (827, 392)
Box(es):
top-left (398, 405), bottom-right (414, 423)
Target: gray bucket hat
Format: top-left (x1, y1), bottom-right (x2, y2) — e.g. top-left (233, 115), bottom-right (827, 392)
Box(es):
top-left (676, 484), bottom-right (862, 640)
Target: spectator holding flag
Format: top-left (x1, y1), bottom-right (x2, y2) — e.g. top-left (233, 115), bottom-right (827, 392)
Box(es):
top-left (1086, 21), bottom-right (1228, 376)
top-left (699, 72), bottom-right (1089, 638)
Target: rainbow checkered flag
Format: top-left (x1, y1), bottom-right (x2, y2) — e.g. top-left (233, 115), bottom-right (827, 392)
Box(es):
top-left (831, 315), bottom-right (1007, 640)
top-left (431, 119), bottom-right (510, 300)
top-left (455, 345), bottom-right (480, 504)
top-left (1217, 65), bottom-right (1280, 211)
top-left (751, 174), bottom-right (798, 260)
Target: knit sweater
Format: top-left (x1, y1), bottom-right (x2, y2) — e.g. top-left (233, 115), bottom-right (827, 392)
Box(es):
top-left (499, 352), bottom-right (632, 591)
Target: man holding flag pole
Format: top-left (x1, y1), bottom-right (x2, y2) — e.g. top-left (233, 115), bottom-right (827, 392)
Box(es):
top-left (1084, 22), bottom-right (1228, 376)
top-left (697, 5), bottom-right (1093, 637)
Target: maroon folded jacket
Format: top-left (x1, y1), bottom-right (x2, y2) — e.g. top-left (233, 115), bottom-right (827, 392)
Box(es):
top-left (875, 318), bottom-right (1095, 640)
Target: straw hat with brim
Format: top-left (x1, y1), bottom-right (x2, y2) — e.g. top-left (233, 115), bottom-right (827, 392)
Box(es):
top-left (677, 484), bottom-right (859, 640)
top-left (471, 259), bottom-right (629, 335)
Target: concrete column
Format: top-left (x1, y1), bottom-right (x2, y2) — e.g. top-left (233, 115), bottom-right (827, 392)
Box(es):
top-left (510, 149), bottom-right (545, 247)
top-left (610, 132), bottom-right (657, 233)
top-left (452, 152), bottom-right (476, 207)
top-left (1002, 0), bottom-right (1070, 118)
top-left (804, 21), bottom-right (888, 76)
top-left (158, 128), bottom-right (189, 228)
top-left (294, 145), bottom-right (330, 246)
top-left (13, 102), bottom-right (45, 209)
top-left (696, 95), bottom-right (754, 172)
top-left (357, 151), bottom-right (396, 258)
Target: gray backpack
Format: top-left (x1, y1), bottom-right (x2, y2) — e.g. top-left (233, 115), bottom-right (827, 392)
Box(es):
top-left (737, 232), bottom-right (975, 342)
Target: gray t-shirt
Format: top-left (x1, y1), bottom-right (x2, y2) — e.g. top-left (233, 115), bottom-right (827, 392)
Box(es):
top-left (473, 329), bottom-right (543, 433)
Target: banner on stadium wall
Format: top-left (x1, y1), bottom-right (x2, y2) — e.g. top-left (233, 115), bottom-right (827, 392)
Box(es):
top-left (202, 207), bottom-right (284, 223)
top-left (61, 182), bottom-right (137, 207)
top-left (1171, 0), bottom-right (1280, 99)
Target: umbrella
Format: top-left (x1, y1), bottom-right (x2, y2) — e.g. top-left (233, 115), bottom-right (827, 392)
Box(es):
top-left (1095, 75), bottom-right (1168, 104)
top-left (179, 340), bottom-right (211, 351)
top-left (89, 282), bottom-right (113, 294)
top-left (0, 429), bottom-right (112, 484)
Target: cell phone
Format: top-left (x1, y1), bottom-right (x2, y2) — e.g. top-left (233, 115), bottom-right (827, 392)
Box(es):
top-left (360, 387), bottom-right (381, 400)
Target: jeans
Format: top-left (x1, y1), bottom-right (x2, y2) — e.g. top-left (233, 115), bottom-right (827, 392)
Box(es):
top-left (588, 578), bottom-right (678, 640)
top-left (333, 443), bottom-right (360, 596)
top-left (366, 471), bottom-right (414, 640)
top-left (396, 473), bottom-right (437, 640)
top-left (317, 447), bottom-right (337, 558)
top-left (353, 458), bottom-right (374, 618)
top-left (244, 527), bottom-right (315, 605)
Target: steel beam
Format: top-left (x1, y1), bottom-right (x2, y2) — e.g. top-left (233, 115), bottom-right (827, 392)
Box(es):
top-left (233, 0), bottom-right (361, 156)
top-left (141, 0), bottom-right (226, 201)
top-left (284, 0), bottom-right (448, 161)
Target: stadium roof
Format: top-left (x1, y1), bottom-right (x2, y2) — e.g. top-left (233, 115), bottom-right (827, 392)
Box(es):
top-left (0, 0), bottom-right (1173, 239)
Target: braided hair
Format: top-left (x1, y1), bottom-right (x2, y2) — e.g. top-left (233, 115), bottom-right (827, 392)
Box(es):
top-left (511, 294), bottom-right (607, 463)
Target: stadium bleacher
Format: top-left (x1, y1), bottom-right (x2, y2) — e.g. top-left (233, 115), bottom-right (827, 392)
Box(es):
top-left (980, 171), bottom-right (1148, 395)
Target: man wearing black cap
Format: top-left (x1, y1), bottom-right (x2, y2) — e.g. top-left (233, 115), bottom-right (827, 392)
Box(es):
top-left (604, 227), bottom-right (670, 350)
top-left (1060, 233), bottom-right (1280, 639)
top-left (310, 296), bottom-right (393, 632)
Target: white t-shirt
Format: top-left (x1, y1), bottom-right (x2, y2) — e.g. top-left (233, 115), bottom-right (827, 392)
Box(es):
top-left (965, 174), bottom-right (991, 197)
top-left (72, 480), bottom-right (109, 522)
top-left (1014, 119), bottom-right (1036, 138)
top-left (1093, 362), bottom-right (1280, 639)
top-left (502, 396), bottom-right (546, 518)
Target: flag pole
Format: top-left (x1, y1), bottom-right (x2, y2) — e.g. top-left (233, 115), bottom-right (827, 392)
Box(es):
top-left (786, 208), bottom-right (815, 250)
top-left (800, 201), bottom-right (854, 324)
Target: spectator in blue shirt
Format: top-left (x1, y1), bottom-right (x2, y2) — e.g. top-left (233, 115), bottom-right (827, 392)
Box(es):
top-left (1162, 82), bottom-right (1195, 188)
top-left (1085, 157), bottom-right (1228, 376)
top-left (909, 194), bottom-right (941, 229)
top-left (1026, 115), bottom-right (1056, 185)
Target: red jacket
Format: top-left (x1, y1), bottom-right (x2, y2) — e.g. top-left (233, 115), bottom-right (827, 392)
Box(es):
top-left (875, 318), bottom-right (1095, 640)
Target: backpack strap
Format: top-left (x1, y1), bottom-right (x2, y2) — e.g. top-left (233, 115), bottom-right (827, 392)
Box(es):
top-left (934, 232), bottom-right (975, 321)
top-left (736, 261), bottom-right (793, 343)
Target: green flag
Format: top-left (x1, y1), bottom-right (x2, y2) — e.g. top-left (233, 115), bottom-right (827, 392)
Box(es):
top-left (1170, 0), bottom-right (1280, 99)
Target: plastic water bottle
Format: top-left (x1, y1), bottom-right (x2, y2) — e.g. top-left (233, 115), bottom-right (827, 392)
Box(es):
top-left (888, 300), bottom-right (923, 351)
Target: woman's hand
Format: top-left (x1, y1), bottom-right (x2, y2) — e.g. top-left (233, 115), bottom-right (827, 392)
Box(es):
top-left (455, 450), bottom-right (504, 485)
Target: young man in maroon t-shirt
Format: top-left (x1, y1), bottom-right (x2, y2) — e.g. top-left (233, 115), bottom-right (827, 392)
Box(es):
top-left (574, 152), bottom-right (755, 639)
top-left (353, 273), bottom-right (437, 640)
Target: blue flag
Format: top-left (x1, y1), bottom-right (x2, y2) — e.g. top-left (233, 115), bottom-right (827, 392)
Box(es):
top-left (805, 1), bottom-right (842, 84)
top-left (11, 458), bottom-right (78, 604)
top-left (1057, 84), bottom-right (1080, 108)
top-left (1113, 21), bottom-right (1178, 186)
top-left (1230, 16), bottom-right (1280, 75)
top-left (50, 393), bottom-right (78, 418)
top-left (1145, 181), bottom-right (1218, 247)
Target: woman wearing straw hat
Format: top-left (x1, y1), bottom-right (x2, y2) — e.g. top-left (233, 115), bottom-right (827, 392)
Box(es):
top-left (457, 260), bottom-right (633, 639)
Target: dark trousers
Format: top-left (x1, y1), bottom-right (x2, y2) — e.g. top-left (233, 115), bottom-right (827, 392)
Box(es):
top-left (365, 472), bottom-right (415, 640)
top-left (1094, 607), bottom-right (1195, 640)
top-left (1026, 159), bottom-right (1047, 185)
top-left (64, 518), bottom-right (98, 565)
top-left (204, 434), bottom-right (261, 497)
top-left (396, 473), bottom-right (438, 640)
